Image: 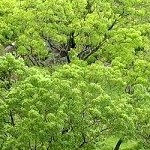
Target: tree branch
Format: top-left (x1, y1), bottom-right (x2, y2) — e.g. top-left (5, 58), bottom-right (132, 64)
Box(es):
top-left (9, 110), bottom-right (15, 126)
top-left (114, 138), bottom-right (123, 150)
top-left (76, 132), bottom-right (88, 149)
top-left (77, 9), bottom-right (125, 60)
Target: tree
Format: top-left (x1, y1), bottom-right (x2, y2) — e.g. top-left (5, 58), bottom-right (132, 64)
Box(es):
top-left (0, 0), bottom-right (150, 149)
top-left (0, 0), bottom-right (149, 65)
top-left (0, 54), bottom-right (149, 149)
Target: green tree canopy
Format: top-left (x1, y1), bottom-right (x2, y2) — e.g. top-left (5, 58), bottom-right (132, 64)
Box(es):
top-left (0, 0), bottom-right (150, 149)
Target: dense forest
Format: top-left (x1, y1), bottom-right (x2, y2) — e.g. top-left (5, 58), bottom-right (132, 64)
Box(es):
top-left (0, 0), bottom-right (150, 149)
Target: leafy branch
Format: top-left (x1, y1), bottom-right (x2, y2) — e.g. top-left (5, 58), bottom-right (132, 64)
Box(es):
top-left (77, 9), bottom-right (126, 60)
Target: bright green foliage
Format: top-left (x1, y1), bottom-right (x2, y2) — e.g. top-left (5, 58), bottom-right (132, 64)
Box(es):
top-left (0, 0), bottom-right (150, 150)
top-left (0, 0), bottom-right (149, 63)
top-left (0, 55), bottom-right (149, 149)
